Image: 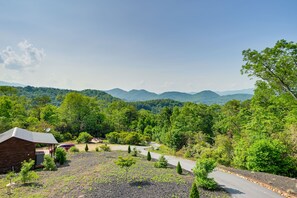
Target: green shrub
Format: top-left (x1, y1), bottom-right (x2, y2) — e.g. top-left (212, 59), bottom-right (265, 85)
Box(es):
top-left (246, 139), bottom-right (295, 175)
top-left (189, 182), bottom-right (200, 198)
top-left (106, 132), bottom-right (119, 144)
top-left (128, 145), bottom-right (131, 153)
top-left (95, 147), bottom-right (99, 152)
top-left (193, 157), bottom-right (217, 190)
top-left (69, 146), bottom-right (79, 153)
top-left (177, 161), bottom-right (182, 174)
top-left (154, 155), bottom-right (168, 168)
top-left (115, 156), bottom-right (136, 182)
top-left (147, 151), bottom-right (151, 161)
top-left (131, 147), bottom-right (139, 157)
top-left (6, 171), bottom-right (16, 183)
top-left (85, 144), bottom-right (89, 152)
top-left (63, 132), bottom-right (73, 141)
top-left (76, 132), bottom-right (93, 143)
top-left (100, 144), bottom-right (111, 152)
top-left (18, 159), bottom-right (39, 184)
top-left (55, 147), bottom-right (67, 165)
top-left (106, 131), bottom-right (148, 145)
top-left (42, 155), bottom-right (57, 171)
top-left (51, 131), bottom-right (64, 143)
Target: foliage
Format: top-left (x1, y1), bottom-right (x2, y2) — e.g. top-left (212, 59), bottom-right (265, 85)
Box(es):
top-left (18, 159), bottom-right (39, 184)
top-left (193, 157), bottom-right (217, 190)
top-left (189, 182), bottom-right (200, 198)
top-left (85, 144), bottom-right (89, 152)
top-left (246, 139), bottom-right (296, 176)
top-left (147, 151), bottom-right (152, 161)
top-left (242, 39), bottom-right (297, 100)
top-left (177, 161), bottom-right (182, 175)
top-left (69, 146), bottom-right (79, 153)
top-left (6, 171), bottom-right (16, 183)
top-left (131, 147), bottom-right (139, 157)
top-left (42, 155), bottom-right (57, 171)
top-left (154, 155), bottom-right (168, 168)
top-left (100, 144), bottom-right (111, 152)
top-left (95, 147), bottom-right (99, 152)
top-left (128, 145), bottom-right (131, 153)
top-left (55, 147), bottom-right (67, 165)
top-left (106, 131), bottom-right (149, 145)
top-left (76, 132), bottom-right (93, 143)
top-left (115, 156), bottom-right (136, 181)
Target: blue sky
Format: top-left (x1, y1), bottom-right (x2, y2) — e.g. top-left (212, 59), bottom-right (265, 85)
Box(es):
top-left (0, 0), bottom-right (297, 93)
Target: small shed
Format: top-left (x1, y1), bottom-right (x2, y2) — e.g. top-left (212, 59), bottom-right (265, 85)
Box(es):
top-left (0, 127), bottom-right (58, 173)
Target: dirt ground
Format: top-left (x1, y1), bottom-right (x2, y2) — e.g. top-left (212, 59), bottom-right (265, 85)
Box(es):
top-left (0, 151), bottom-right (230, 198)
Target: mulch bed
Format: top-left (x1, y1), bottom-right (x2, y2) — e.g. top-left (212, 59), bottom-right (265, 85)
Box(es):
top-left (218, 165), bottom-right (297, 198)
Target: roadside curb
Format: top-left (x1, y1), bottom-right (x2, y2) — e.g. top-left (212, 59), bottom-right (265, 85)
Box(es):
top-left (218, 166), bottom-right (297, 198)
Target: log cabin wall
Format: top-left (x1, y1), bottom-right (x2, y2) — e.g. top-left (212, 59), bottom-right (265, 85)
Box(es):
top-left (0, 137), bottom-right (35, 173)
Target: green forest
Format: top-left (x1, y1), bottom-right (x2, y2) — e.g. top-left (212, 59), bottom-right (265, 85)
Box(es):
top-left (1, 40), bottom-right (297, 177)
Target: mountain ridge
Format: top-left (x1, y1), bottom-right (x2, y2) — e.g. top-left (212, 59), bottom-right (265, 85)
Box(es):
top-left (106, 88), bottom-right (253, 105)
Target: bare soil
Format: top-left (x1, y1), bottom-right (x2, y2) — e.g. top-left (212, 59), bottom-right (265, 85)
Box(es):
top-left (0, 151), bottom-right (229, 198)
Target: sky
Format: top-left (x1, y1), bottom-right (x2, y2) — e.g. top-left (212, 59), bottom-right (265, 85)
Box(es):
top-left (0, 0), bottom-right (297, 93)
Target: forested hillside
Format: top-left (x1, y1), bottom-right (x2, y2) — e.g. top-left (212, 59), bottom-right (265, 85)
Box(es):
top-left (0, 40), bottom-right (297, 177)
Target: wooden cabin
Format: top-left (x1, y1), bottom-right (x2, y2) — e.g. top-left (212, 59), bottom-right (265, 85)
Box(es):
top-left (0, 127), bottom-right (58, 173)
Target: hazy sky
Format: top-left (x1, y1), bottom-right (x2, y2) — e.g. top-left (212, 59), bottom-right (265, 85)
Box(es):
top-left (1, 0), bottom-right (297, 93)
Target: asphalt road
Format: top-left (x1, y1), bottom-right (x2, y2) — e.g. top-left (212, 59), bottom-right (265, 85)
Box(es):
top-left (111, 145), bottom-right (283, 198)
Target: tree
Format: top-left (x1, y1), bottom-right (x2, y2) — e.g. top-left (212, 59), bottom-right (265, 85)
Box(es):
top-left (42, 155), bottom-right (57, 171)
top-left (85, 144), bottom-right (89, 152)
top-left (193, 157), bottom-right (217, 190)
top-left (189, 182), bottom-right (200, 198)
top-left (76, 132), bottom-right (93, 143)
top-left (154, 155), bottom-right (168, 168)
top-left (246, 138), bottom-right (296, 176)
top-left (115, 156), bottom-right (136, 182)
top-left (128, 145), bottom-right (131, 153)
top-left (18, 159), bottom-right (39, 184)
top-left (55, 147), bottom-right (67, 165)
top-left (147, 151), bottom-right (152, 161)
top-left (242, 39), bottom-right (297, 100)
top-left (177, 161), bottom-right (182, 174)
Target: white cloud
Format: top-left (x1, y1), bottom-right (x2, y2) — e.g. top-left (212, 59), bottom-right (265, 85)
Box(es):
top-left (0, 40), bottom-right (45, 71)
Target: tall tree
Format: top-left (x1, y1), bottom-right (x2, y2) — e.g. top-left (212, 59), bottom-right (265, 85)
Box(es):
top-left (242, 39), bottom-right (297, 100)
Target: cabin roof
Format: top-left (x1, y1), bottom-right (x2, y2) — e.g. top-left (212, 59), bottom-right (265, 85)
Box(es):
top-left (0, 127), bottom-right (58, 144)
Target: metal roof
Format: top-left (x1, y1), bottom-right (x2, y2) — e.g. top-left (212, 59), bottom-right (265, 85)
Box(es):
top-left (0, 127), bottom-right (58, 144)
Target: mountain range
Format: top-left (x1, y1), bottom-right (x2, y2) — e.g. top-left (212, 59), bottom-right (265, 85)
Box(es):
top-left (105, 88), bottom-right (253, 105)
top-left (0, 81), bottom-right (253, 105)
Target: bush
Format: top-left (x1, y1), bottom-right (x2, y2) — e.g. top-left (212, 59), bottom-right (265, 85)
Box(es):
top-left (154, 155), bottom-right (168, 168)
top-left (76, 132), bottom-right (93, 143)
top-left (128, 145), bottom-right (131, 153)
top-left (42, 155), bottom-right (57, 171)
top-left (106, 132), bottom-right (119, 144)
top-left (189, 182), bottom-right (200, 198)
top-left (85, 144), bottom-right (89, 152)
top-left (18, 159), bottom-right (39, 184)
top-left (131, 147), bottom-right (139, 157)
top-left (100, 144), bottom-right (111, 152)
top-left (95, 147), bottom-right (99, 152)
top-left (193, 157), bottom-right (217, 190)
top-left (69, 146), bottom-right (79, 153)
top-left (246, 139), bottom-right (295, 175)
top-left (55, 147), bottom-right (67, 165)
top-left (106, 131), bottom-right (148, 145)
top-left (147, 151), bottom-right (151, 161)
top-left (177, 161), bottom-right (182, 174)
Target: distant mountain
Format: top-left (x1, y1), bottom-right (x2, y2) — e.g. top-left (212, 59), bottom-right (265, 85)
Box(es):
top-left (216, 88), bottom-right (254, 96)
top-left (0, 81), bottom-right (25, 87)
top-left (13, 86), bottom-right (118, 106)
top-left (105, 88), bottom-right (253, 105)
